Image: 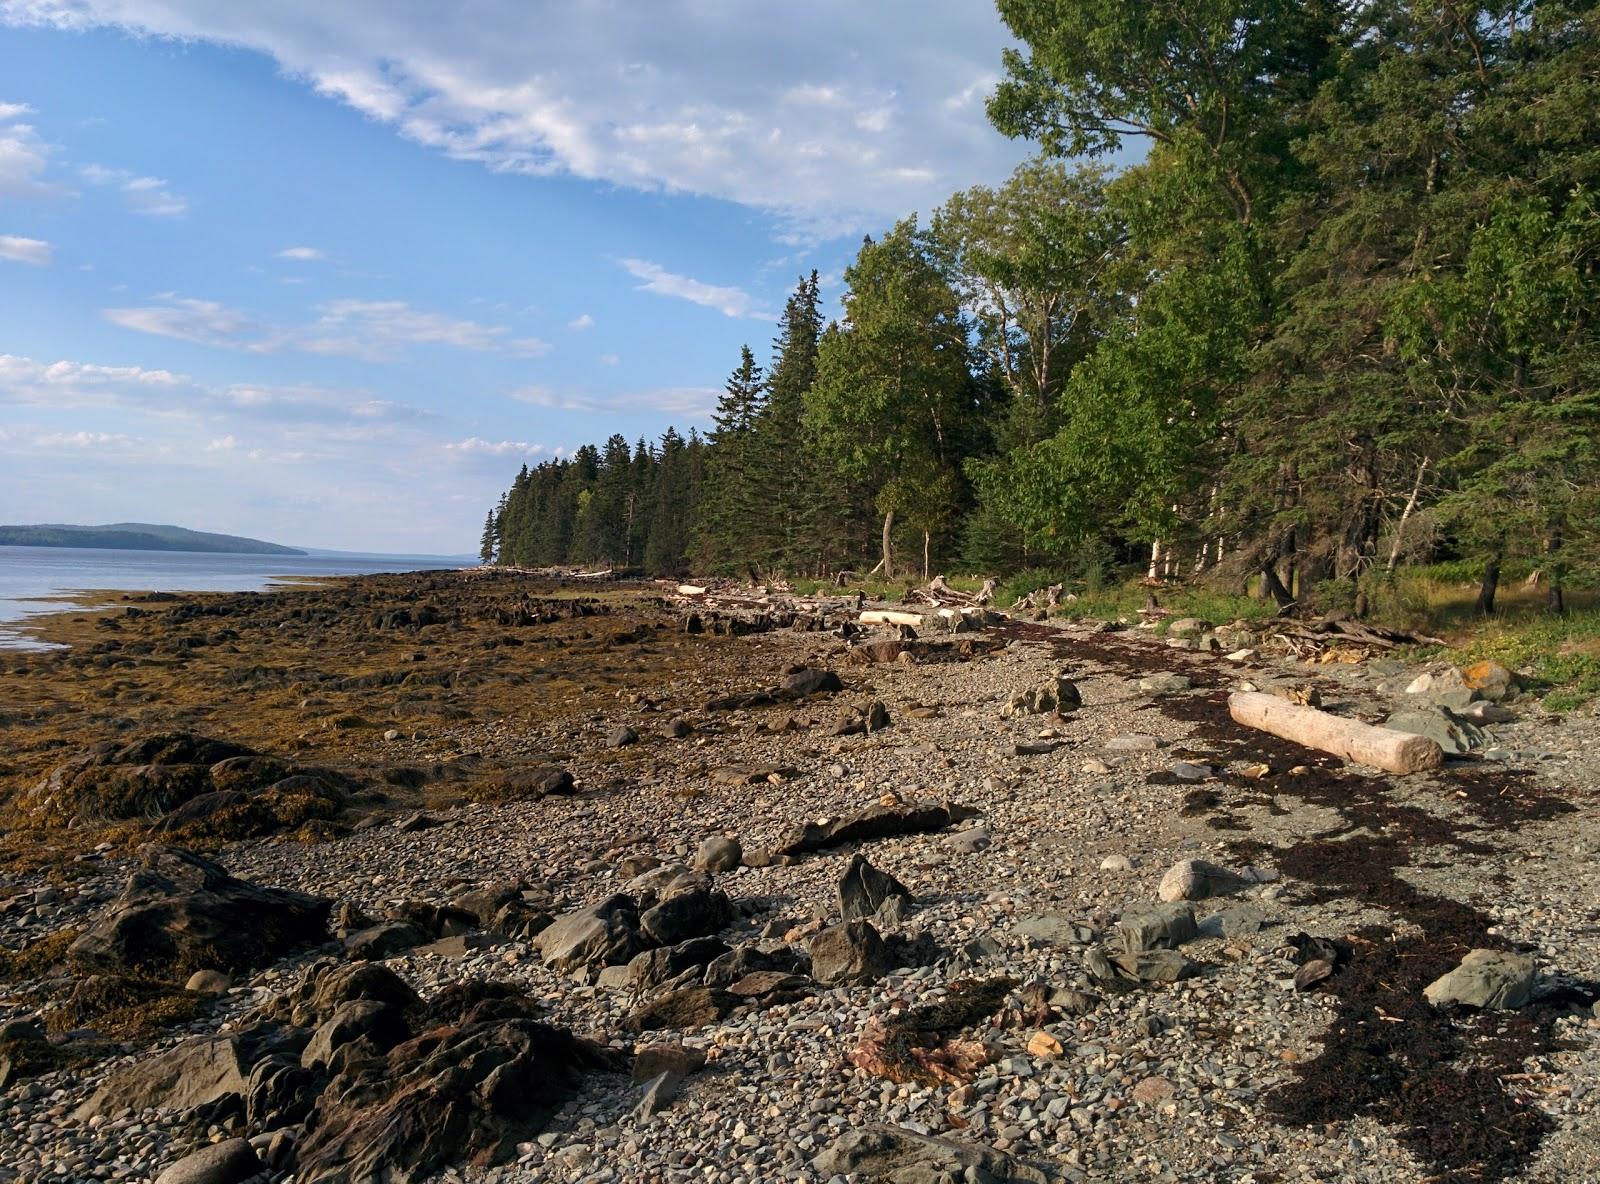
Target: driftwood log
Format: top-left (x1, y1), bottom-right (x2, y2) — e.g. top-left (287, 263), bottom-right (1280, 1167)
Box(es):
top-left (861, 610), bottom-right (924, 628)
top-left (1227, 691), bottom-right (1443, 775)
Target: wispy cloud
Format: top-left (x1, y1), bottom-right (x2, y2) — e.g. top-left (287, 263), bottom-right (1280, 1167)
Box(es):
top-left (303, 299), bottom-right (551, 360)
top-left (79, 163), bottom-right (188, 217)
top-left (278, 245), bottom-right (325, 261)
top-left (103, 297), bottom-right (259, 348)
top-left (101, 294), bottom-right (552, 360)
top-left (0, 102), bottom-right (51, 197)
top-left (445, 437), bottom-right (552, 458)
top-left (36, 429), bottom-right (138, 448)
top-left (0, 4), bottom-right (1026, 238)
top-left (508, 383), bottom-right (717, 417)
top-left (566, 312), bottom-right (594, 330)
top-left (0, 233), bottom-right (52, 265)
top-left (618, 258), bottom-right (772, 320)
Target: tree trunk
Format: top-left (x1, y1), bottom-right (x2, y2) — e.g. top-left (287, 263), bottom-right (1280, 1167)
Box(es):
top-left (1386, 458), bottom-right (1429, 572)
top-left (881, 510), bottom-right (895, 581)
top-left (1546, 527), bottom-right (1565, 614)
top-left (1261, 562), bottom-right (1296, 610)
top-left (1147, 539), bottom-right (1163, 581)
top-left (923, 530), bottom-right (930, 581)
top-left (1475, 552), bottom-right (1501, 616)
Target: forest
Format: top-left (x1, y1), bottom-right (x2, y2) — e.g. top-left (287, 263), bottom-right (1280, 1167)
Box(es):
top-left (484, 1), bottom-right (1598, 619)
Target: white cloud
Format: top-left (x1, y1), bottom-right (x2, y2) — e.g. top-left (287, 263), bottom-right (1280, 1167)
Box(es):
top-left (0, 233), bottom-right (52, 264)
top-left (0, 102), bottom-right (51, 197)
top-left (79, 163), bottom-right (188, 216)
top-left (0, 354), bottom-right (187, 408)
top-left (598, 353), bottom-right (619, 366)
top-left (101, 293), bottom-right (552, 359)
top-left (507, 384), bottom-right (717, 418)
top-left (206, 435), bottom-right (239, 451)
top-left (36, 429), bottom-right (137, 447)
top-left (566, 312), bottom-right (594, 331)
top-left (445, 437), bottom-right (549, 457)
top-left (618, 257), bottom-right (771, 320)
top-left (103, 297), bottom-right (260, 348)
top-left (0, 3), bottom-right (1027, 237)
top-left (278, 245), bottom-right (325, 260)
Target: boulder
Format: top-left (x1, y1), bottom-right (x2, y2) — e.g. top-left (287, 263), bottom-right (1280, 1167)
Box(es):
top-left (692, 836), bottom-right (742, 874)
top-left (625, 938), bottom-right (731, 991)
top-left (301, 999), bottom-right (406, 1070)
top-left (1462, 660), bottom-right (1517, 701)
top-left (779, 667), bottom-right (843, 697)
top-left (295, 1019), bottom-right (614, 1183)
top-left (775, 800), bottom-right (979, 857)
top-left (1157, 859), bottom-right (1242, 903)
top-left (1423, 949), bottom-right (1536, 1010)
top-left (631, 1041), bottom-right (707, 1084)
top-left (607, 726), bottom-right (639, 749)
top-left (343, 920), bottom-right (430, 961)
top-left (622, 986), bottom-right (737, 1032)
top-left (702, 944), bottom-right (810, 988)
top-left (535, 895), bottom-right (646, 973)
top-left (1116, 903), bottom-right (1198, 953)
top-left (74, 1025), bottom-right (304, 1120)
top-left (154, 1139), bottom-right (261, 1184)
top-left (1011, 914), bottom-right (1095, 946)
top-left (639, 886), bottom-right (735, 947)
top-left (809, 920), bottom-right (893, 985)
top-left (1383, 707), bottom-right (1485, 755)
top-left (488, 767), bottom-right (574, 800)
top-left (814, 1126), bottom-right (1063, 1184)
top-left (70, 846), bottom-right (331, 980)
top-left (185, 970), bottom-right (232, 995)
top-left (1138, 673), bottom-right (1192, 695)
top-left (633, 1069), bottom-right (684, 1119)
top-left (837, 854), bottom-right (911, 921)
top-left (262, 960), bottom-right (423, 1030)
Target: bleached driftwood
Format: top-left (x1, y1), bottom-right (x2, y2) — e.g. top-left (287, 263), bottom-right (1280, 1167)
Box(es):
top-left (676, 584), bottom-right (708, 596)
top-left (1227, 691), bottom-right (1443, 775)
top-left (861, 610), bottom-right (925, 628)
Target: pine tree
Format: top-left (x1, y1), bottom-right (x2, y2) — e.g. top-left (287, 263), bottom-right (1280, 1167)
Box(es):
top-left (693, 345), bottom-right (764, 572)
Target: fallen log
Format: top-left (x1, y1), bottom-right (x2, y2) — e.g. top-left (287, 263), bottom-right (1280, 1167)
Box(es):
top-left (1227, 691), bottom-right (1443, 775)
top-left (676, 584), bottom-right (707, 596)
top-left (860, 610), bottom-right (924, 628)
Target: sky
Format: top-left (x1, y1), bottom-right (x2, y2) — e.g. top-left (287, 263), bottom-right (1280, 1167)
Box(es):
top-left (0, 1), bottom-right (1032, 553)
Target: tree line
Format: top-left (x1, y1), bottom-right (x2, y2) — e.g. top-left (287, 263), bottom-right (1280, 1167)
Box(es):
top-left (485, 0), bottom-right (1598, 615)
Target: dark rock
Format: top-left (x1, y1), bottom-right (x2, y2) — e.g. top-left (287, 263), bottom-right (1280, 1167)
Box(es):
top-left (295, 1019), bottom-right (615, 1183)
top-left (74, 1025), bottom-right (305, 1120)
top-left (607, 726), bottom-right (640, 748)
top-left (779, 667), bottom-right (843, 697)
top-left (623, 987), bottom-right (737, 1032)
top-left (775, 800), bottom-right (980, 857)
top-left (692, 836), bottom-right (742, 873)
top-left (626, 938), bottom-right (732, 991)
top-left (639, 887), bottom-right (735, 947)
top-left (1115, 903), bottom-right (1198, 953)
top-left (535, 894), bottom-right (646, 972)
top-left (702, 944), bottom-right (810, 988)
top-left (343, 921), bottom-right (430, 961)
top-left (70, 846), bottom-right (331, 980)
top-left (809, 920), bottom-right (893, 985)
top-left (451, 881), bottom-right (524, 927)
top-left (262, 960), bottom-right (423, 1030)
top-left (244, 1054), bottom-right (319, 1130)
top-left (633, 1068), bottom-right (683, 1119)
top-left (837, 853), bottom-right (911, 921)
top-left (301, 1000), bottom-right (407, 1070)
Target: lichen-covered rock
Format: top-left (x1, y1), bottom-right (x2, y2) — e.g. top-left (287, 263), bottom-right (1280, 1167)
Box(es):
top-left (1424, 949), bottom-right (1536, 1010)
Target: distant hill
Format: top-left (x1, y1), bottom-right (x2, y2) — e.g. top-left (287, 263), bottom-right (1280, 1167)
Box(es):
top-left (0, 523), bottom-right (306, 556)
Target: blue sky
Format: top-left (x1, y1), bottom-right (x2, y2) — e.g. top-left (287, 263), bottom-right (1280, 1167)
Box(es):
top-left (0, 2), bottom-right (1031, 552)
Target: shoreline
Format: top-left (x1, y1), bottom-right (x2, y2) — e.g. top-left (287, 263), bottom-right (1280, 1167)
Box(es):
top-left (0, 568), bottom-right (1596, 1184)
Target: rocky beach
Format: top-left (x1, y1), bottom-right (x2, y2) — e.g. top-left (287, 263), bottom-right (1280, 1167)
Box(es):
top-left (1, 569), bottom-right (1597, 1184)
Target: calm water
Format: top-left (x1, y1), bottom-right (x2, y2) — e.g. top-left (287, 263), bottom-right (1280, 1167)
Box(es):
top-left (0, 545), bottom-right (470, 648)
